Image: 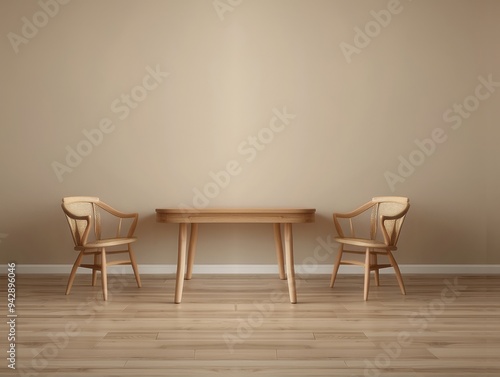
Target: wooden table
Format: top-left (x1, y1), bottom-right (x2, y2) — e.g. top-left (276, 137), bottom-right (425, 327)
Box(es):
top-left (155, 208), bottom-right (316, 303)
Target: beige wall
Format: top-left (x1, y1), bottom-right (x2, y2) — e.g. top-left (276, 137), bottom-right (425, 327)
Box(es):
top-left (1, 0), bottom-right (499, 268)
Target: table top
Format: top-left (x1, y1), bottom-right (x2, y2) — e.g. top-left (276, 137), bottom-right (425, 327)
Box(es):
top-left (155, 208), bottom-right (316, 223)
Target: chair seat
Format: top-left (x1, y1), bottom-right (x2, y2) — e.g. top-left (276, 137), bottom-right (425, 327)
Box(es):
top-left (334, 237), bottom-right (396, 249)
top-left (84, 237), bottom-right (137, 248)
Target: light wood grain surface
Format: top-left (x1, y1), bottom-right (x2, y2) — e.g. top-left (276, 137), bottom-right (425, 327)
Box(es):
top-left (155, 208), bottom-right (316, 304)
top-left (2, 274), bottom-right (499, 377)
top-left (155, 208), bottom-right (316, 223)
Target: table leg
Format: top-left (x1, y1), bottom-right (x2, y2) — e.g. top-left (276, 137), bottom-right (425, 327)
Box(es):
top-left (186, 223), bottom-right (199, 280)
top-left (273, 223), bottom-right (286, 280)
top-left (174, 223), bottom-right (188, 304)
top-left (284, 223), bottom-right (297, 304)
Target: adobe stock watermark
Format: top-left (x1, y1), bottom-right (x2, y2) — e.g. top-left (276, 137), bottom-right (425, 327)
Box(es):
top-left (17, 267), bottom-right (133, 377)
top-left (179, 106), bottom-right (296, 209)
top-left (223, 234), bottom-right (337, 352)
top-left (51, 64), bottom-right (170, 183)
top-left (384, 74), bottom-right (499, 191)
top-left (363, 277), bottom-right (467, 377)
top-left (223, 287), bottom-right (288, 353)
top-left (213, 0), bottom-right (243, 21)
top-left (7, 0), bottom-right (71, 55)
top-left (339, 0), bottom-right (412, 64)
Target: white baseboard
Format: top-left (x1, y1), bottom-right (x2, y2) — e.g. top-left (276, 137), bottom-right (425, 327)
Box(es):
top-left (2, 264), bottom-right (499, 275)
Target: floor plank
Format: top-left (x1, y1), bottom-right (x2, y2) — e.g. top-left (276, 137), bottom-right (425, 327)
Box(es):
top-left (1, 273), bottom-right (499, 376)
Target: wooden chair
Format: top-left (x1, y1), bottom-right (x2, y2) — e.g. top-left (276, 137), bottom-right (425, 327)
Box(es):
top-left (330, 196), bottom-right (410, 300)
top-left (61, 196), bottom-right (142, 300)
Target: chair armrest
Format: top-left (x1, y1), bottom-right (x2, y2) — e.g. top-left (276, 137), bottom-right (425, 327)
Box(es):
top-left (97, 202), bottom-right (139, 238)
top-left (98, 201), bottom-right (137, 218)
top-left (333, 201), bottom-right (375, 238)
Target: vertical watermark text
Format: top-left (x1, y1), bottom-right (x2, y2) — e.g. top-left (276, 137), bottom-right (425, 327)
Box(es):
top-left (6, 263), bottom-right (17, 370)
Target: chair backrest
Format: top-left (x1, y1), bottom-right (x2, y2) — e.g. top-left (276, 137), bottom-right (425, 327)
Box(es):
top-left (371, 196), bottom-right (410, 246)
top-left (61, 196), bottom-right (101, 247)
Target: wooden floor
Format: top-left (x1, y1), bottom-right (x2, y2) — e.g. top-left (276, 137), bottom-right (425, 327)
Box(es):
top-left (2, 273), bottom-right (500, 377)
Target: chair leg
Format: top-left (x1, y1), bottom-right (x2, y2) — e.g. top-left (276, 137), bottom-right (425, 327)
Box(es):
top-left (101, 249), bottom-right (108, 301)
top-left (128, 245), bottom-right (142, 288)
top-left (92, 253), bottom-right (99, 286)
top-left (330, 244), bottom-right (343, 288)
top-left (372, 253), bottom-right (380, 286)
top-left (66, 251), bottom-right (84, 295)
top-left (386, 250), bottom-right (406, 295)
top-left (363, 248), bottom-right (371, 301)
